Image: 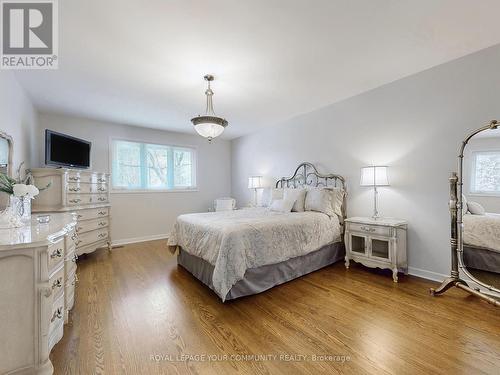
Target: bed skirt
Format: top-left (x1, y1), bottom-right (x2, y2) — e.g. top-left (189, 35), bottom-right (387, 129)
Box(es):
top-left (463, 246), bottom-right (500, 274)
top-left (177, 242), bottom-right (345, 301)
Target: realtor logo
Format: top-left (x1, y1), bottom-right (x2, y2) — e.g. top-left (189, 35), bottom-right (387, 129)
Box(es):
top-left (1, 0), bottom-right (58, 69)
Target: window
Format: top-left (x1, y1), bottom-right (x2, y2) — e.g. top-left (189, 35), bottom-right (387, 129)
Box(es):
top-left (111, 140), bottom-right (196, 191)
top-left (471, 151), bottom-right (500, 195)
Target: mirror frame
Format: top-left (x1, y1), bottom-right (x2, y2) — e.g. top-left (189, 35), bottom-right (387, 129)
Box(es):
top-left (431, 120), bottom-right (500, 307)
top-left (457, 121), bottom-right (500, 295)
top-left (0, 130), bottom-right (13, 176)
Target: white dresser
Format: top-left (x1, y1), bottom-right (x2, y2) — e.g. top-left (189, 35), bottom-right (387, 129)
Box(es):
top-left (0, 213), bottom-right (77, 374)
top-left (30, 168), bottom-right (111, 255)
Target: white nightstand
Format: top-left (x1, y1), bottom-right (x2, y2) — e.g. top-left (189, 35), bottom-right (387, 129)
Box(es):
top-left (344, 217), bottom-right (408, 282)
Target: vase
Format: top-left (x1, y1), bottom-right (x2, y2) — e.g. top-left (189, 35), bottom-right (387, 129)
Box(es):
top-left (9, 195), bottom-right (31, 223)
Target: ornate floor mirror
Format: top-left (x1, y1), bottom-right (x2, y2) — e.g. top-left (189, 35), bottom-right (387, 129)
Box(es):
top-left (431, 120), bottom-right (500, 306)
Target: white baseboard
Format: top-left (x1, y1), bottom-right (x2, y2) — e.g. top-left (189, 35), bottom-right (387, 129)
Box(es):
top-left (407, 267), bottom-right (448, 282)
top-left (111, 233), bottom-right (169, 247)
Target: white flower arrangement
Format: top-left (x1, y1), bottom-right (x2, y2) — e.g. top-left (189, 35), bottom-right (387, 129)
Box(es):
top-left (0, 162), bottom-right (49, 198)
top-left (0, 162), bottom-right (51, 228)
top-left (12, 183), bottom-right (40, 199)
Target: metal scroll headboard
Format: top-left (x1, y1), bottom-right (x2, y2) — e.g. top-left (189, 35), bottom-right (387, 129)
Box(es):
top-left (275, 162), bottom-right (347, 221)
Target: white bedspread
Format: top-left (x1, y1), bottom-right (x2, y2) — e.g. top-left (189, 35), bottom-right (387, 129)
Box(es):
top-left (463, 213), bottom-right (500, 253)
top-left (168, 208), bottom-right (341, 301)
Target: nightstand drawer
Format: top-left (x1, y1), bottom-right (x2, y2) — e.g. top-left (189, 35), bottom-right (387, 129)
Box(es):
top-left (348, 223), bottom-right (391, 237)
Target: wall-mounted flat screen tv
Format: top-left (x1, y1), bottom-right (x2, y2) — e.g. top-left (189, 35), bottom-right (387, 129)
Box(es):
top-left (45, 130), bottom-right (91, 169)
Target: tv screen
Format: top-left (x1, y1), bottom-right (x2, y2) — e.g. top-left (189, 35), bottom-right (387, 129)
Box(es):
top-left (45, 130), bottom-right (91, 168)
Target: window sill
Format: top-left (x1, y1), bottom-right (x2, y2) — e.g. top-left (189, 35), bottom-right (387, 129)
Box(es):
top-left (467, 193), bottom-right (500, 198)
top-left (111, 189), bottom-right (199, 194)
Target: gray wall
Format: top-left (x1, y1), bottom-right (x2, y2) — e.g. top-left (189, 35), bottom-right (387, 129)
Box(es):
top-left (0, 72), bottom-right (38, 171)
top-left (231, 44), bottom-right (500, 280)
top-left (0, 72), bottom-right (38, 208)
top-left (37, 113), bottom-right (231, 244)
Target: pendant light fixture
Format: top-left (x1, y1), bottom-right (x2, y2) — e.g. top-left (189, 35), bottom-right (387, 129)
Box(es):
top-left (191, 74), bottom-right (228, 142)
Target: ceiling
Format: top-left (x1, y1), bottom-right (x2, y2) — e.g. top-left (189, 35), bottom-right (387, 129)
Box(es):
top-left (13, 0), bottom-right (500, 139)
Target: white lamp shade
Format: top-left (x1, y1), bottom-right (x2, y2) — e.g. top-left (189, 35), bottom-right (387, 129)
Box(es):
top-left (248, 176), bottom-right (263, 189)
top-left (194, 122), bottom-right (225, 139)
top-left (360, 166), bottom-right (389, 186)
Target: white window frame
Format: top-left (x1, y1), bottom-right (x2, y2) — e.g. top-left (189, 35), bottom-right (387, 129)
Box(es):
top-left (109, 137), bottom-right (198, 193)
top-left (469, 150), bottom-right (500, 197)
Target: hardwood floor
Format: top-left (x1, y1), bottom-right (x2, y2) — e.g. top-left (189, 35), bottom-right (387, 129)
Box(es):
top-left (51, 240), bottom-right (500, 375)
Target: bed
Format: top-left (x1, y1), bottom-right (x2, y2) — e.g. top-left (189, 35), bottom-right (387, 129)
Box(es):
top-left (462, 213), bottom-right (500, 274)
top-left (168, 162), bottom-right (346, 301)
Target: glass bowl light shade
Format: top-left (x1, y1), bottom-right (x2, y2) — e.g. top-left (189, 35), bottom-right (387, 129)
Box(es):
top-left (191, 115), bottom-right (228, 140)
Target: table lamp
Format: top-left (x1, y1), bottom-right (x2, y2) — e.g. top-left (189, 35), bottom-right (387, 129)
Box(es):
top-left (360, 166), bottom-right (389, 219)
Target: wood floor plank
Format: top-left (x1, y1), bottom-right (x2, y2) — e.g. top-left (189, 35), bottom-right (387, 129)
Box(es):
top-left (50, 240), bottom-right (500, 374)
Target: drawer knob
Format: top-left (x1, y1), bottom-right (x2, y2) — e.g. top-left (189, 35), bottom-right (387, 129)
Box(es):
top-left (77, 214), bottom-right (83, 219)
top-left (98, 211), bottom-right (107, 215)
top-left (98, 233), bottom-right (107, 238)
top-left (69, 199), bottom-right (81, 203)
top-left (52, 278), bottom-right (62, 289)
top-left (97, 178), bottom-right (106, 182)
top-left (71, 233), bottom-right (77, 241)
top-left (76, 226), bottom-right (83, 232)
top-left (72, 254), bottom-right (78, 262)
top-left (51, 308), bottom-right (63, 322)
top-left (98, 187), bottom-right (107, 192)
top-left (98, 197), bottom-right (107, 201)
top-left (75, 240), bottom-right (82, 246)
top-left (98, 222), bottom-right (107, 226)
top-left (50, 249), bottom-right (63, 259)
top-left (69, 177), bottom-right (80, 182)
top-left (69, 187), bottom-right (81, 192)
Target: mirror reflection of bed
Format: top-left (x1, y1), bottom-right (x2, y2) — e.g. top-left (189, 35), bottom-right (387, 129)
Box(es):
top-left (463, 129), bottom-right (500, 289)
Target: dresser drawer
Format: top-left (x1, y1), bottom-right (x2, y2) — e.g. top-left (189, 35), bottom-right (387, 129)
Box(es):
top-left (47, 238), bottom-right (65, 274)
top-left (75, 207), bottom-right (109, 221)
top-left (75, 217), bottom-right (109, 234)
top-left (75, 228), bottom-right (109, 248)
top-left (92, 184), bottom-right (108, 194)
top-left (65, 253), bottom-right (77, 279)
top-left (49, 265), bottom-right (65, 300)
top-left (92, 194), bottom-right (109, 204)
top-left (48, 293), bottom-right (64, 351)
top-left (67, 195), bottom-right (92, 206)
top-left (67, 172), bottom-right (107, 184)
top-left (48, 293), bottom-right (65, 336)
top-left (67, 194), bottom-right (109, 206)
top-left (67, 183), bottom-right (108, 194)
top-left (65, 229), bottom-right (77, 249)
top-left (348, 223), bottom-right (391, 237)
top-left (67, 183), bottom-right (88, 194)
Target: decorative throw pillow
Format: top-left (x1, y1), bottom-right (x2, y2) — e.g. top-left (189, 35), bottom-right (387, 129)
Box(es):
top-left (283, 188), bottom-right (306, 212)
top-left (305, 188), bottom-right (335, 216)
top-left (330, 187), bottom-right (345, 218)
top-left (467, 201), bottom-right (486, 215)
top-left (262, 188), bottom-right (283, 207)
top-left (269, 198), bottom-right (295, 213)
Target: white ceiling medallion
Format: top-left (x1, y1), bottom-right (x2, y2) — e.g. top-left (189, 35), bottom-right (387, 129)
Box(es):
top-left (191, 74), bottom-right (228, 143)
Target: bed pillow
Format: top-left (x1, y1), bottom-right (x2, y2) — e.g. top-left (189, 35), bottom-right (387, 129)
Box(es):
top-left (330, 187), bottom-right (345, 218)
top-left (305, 187), bottom-right (345, 218)
top-left (269, 198), bottom-right (295, 213)
top-left (467, 201), bottom-right (486, 215)
top-left (262, 188), bottom-right (284, 207)
top-left (283, 188), bottom-right (306, 212)
top-left (304, 188), bottom-right (335, 216)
